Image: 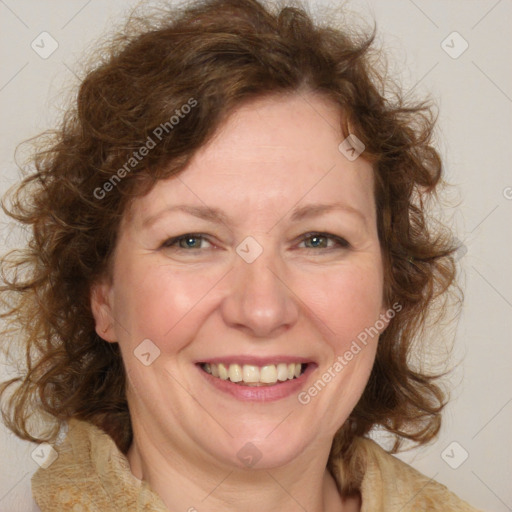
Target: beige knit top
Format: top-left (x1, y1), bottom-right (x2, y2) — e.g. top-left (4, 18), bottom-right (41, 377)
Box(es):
top-left (31, 419), bottom-right (481, 511)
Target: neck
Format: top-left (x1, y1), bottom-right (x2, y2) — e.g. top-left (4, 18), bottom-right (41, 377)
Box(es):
top-left (126, 424), bottom-right (351, 512)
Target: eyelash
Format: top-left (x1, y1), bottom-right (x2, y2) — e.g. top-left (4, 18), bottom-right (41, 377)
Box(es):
top-left (160, 232), bottom-right (350, 251)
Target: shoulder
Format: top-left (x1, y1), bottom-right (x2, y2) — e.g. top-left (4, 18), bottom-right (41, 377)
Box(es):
top-left (31, 418), bottom-right (167, 511)
top-left (330, 436), bottom-right (483, 512)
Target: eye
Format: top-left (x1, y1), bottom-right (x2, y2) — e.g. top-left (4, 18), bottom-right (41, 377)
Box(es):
top-left (160, 233), bottom-right (212, 250)
top-left (298, 232), bottom-right (350, 250)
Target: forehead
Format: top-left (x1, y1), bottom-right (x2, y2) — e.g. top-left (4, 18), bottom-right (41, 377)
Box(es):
top-left (128, 92), bottom-right (375, 224)
top-left (192, 92), bottom-right (353, 171)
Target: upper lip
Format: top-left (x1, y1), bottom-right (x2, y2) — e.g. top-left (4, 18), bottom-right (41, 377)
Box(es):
top-left (197, 356), bottom-right (315, 366)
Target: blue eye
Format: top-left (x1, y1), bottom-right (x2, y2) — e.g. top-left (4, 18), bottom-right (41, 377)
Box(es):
top-left (160, 232), bottom-right (349, 252)
top-left (161, 234), bottom-right (210, 250)
top-left (300, 232), bottom-right (349, 250)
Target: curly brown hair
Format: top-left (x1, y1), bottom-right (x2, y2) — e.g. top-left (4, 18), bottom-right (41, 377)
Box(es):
top-left (0, 0), bottom-right (459, 483)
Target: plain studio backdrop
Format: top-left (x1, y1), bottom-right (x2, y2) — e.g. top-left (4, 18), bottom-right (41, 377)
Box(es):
top-left (0, 1), bottom-right (511, 511)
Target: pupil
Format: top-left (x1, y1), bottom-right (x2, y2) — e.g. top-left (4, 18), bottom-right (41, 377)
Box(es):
top-left (185, 237), bottom-right (198, 247)
top-left (310, 236), bottom-right (323, 247)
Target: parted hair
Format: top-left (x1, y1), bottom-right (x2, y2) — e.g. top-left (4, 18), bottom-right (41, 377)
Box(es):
top-left (0, 0), bottom-right (459, 493)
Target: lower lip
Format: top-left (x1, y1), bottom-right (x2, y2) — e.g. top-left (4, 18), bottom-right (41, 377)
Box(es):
top-left (197, 364), bottom-right (316, 402)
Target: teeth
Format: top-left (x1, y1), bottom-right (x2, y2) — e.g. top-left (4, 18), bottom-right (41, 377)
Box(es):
top-left (228, 364), bottom-right (242, 383)
top-left (202, 362), bottom-right (304, 385)
top-left (218, 363), bottom-right (229, 380)
top-left (277, 363), bottom-right (288, 381)
top-left (243, 365), bottom-right (260, 383)
top-left (260, 365), bottom-right (277, 383)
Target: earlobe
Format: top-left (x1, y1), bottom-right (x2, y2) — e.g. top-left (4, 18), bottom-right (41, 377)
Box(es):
top-left (90, 281), bottom-right (117, 343)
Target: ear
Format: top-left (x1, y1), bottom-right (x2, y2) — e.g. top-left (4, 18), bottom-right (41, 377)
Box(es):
top-left (90, 279), bottom-right (117, 343)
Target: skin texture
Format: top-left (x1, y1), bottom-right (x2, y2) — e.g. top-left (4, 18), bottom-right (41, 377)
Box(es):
top-left (91, 92), bottom-right (389, 511)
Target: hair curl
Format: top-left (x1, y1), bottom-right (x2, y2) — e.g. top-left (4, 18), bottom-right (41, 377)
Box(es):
top-left (1, 0), bottom-right (460, 489)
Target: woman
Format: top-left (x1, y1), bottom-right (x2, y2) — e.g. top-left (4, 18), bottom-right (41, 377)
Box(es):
top-left (0, 0), bottom-right (481, 510)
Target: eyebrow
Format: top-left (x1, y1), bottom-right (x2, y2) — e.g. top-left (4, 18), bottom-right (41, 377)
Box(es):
top-left (143, 202), bottom-right (368, 228)
top-left (142, 204), bottom-right (230, 227)
top-left (289, 203), bottom-right (368, 225)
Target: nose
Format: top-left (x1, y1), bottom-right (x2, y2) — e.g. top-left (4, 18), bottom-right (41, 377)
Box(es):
top-left (220, 247), bottom-right (299, 338)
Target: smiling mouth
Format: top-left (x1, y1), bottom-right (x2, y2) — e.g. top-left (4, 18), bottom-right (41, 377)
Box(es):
top-left (199, 362), bottom-right (308, 386)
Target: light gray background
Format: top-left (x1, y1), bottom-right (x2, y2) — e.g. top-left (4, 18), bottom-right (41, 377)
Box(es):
top-left (1, 1), bottom-right (511, 511)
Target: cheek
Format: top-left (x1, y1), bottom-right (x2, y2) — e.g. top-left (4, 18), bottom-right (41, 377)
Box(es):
top-left (298, 262), bottom-right (385, 348)
top-left (294, 264), bottom-right (384, 430)
top-left (111, 256), bottom-right (224, 347)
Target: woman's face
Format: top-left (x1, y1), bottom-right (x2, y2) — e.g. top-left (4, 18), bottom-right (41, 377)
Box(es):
top-left (92, 92), bottom-right (389, 470)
